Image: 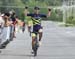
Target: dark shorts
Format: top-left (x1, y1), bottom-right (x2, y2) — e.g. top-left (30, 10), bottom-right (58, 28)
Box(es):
top-left (33, 24), bottom-right (42, 34)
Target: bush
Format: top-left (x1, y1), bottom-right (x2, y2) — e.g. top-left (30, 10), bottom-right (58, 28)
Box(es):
top-left (66, 16), bottom-right (75, 25)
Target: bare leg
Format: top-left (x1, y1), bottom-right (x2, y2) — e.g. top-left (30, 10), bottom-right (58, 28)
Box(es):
top-left (39, 32), bottom-right (43, 41)
top-left (32, 36), bottom-right (36, 49)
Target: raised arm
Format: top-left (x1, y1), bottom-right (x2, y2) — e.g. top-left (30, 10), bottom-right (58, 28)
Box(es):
top-left (40, 8), bottom-right (51, 18)
top-left (47, 8), bottom-right (51, 17)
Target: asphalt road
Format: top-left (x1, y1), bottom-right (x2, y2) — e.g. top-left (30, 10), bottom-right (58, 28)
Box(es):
top-left (0, 21), bottom-right (75, 59)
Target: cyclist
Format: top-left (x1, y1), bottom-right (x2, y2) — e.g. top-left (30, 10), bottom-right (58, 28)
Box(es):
top-left (27, 6), bottom-right (51, 55)
top-left (23, 6), bottom-right (33, 35)
top-left (21, 6), bottom-right (29, 33)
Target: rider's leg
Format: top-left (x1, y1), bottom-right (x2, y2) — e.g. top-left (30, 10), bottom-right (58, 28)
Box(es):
top-left (28, 26), bottom-right (31, 32)
top-left (32, 33), bottom-right (36, 49)
top-left (39, 29), bottom-right (43, 41)
top-left (23, 22), bottom-right (25, 27)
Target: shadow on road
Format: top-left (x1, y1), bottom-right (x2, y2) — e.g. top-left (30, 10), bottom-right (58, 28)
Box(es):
top-left (0, 53), bottom-right (34, 57)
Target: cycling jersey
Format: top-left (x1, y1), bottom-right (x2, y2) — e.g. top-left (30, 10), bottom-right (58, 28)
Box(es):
top-left (27, 13), bottom-right (47, 34)
top-left (27, 13), bottom-right (47, 25)
top-left (25, 16), bottom-right (30, 22)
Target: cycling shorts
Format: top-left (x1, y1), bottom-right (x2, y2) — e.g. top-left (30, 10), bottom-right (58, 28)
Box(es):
top-left (32, 24), bottom-right (43, 37)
